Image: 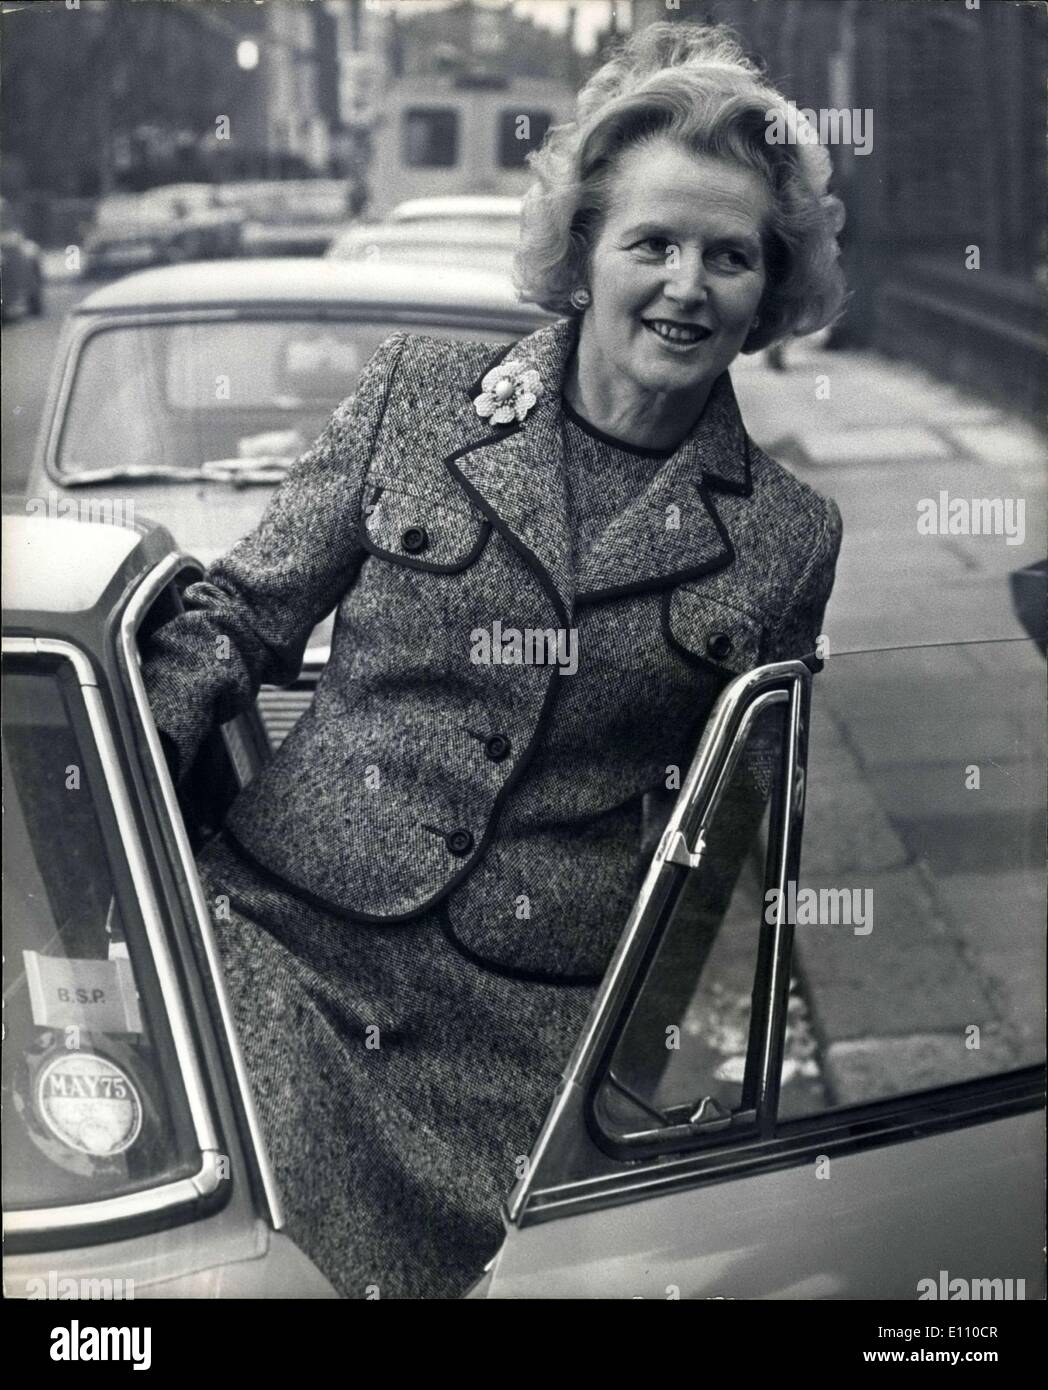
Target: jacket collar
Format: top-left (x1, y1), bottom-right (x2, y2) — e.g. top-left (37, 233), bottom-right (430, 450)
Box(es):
top-left (443, 315), bottom-right (751, 618)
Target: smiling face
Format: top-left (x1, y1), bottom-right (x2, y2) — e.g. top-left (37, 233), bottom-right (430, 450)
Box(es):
top-left (578, 138), bottom-right (772, 413)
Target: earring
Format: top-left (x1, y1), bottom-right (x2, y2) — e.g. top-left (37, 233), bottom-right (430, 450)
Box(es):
top-left (569, 286), bottom-right (591, 311)
top-left (751, 314), bottom-right (761, 329)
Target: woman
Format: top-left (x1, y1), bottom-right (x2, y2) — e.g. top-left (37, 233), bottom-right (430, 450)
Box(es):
top-left (142, 22), bottom-right (845, 1298)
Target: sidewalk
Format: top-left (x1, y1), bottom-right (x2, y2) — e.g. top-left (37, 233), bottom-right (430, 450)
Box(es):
top-left (731, 339), bottom-right (1045, 651)
top-left (730, 343), bottom-right (1045, 1107)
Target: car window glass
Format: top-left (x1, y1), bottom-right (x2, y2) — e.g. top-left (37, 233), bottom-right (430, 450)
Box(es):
top-left (55, 319), bottom-right (524, 477)
top-left (790, 639), bottom-right (1045, 1113)
top-left (2, 654), bottom-right (199, 1212)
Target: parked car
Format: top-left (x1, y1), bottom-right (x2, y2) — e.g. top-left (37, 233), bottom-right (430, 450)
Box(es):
top-left (217, 179), bottom-right (355, 257)
top-left (82, 186), bottom-right (243, 277)
top-left (24, 256), bottom-right (552, 745)
top-left (2, 506), bottom-right (1043, 1297)
top-left (0, 198), bottom-right (44, 321)
top-left (326, 217), bottom-right (519, 274)
top-left (1, 507), bottom-right (334, 1295)
top-left (389, 194), bottom-right (523, 225)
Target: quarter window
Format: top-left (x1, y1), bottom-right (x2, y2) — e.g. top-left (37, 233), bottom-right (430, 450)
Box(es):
top-left (591, 697), bottom-right (803, 1154)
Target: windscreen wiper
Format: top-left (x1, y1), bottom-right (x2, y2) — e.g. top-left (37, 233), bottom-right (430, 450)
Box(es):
top-left (58, 458), bottom-right (294, 487)
top-left (60, 464), bottom-right (212, 486)
top-left (199, 457), bottom-right (294, 485)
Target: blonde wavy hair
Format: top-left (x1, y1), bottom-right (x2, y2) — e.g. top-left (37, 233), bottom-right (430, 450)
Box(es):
top-left (514, 21), bottom-right (847, 352)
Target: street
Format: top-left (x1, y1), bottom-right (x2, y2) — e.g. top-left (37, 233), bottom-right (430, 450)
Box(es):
top-left (2, 271), bottom-right (83, 494)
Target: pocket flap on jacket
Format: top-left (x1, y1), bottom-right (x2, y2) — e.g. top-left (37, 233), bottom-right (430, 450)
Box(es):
top-left (360, 484), bottom-right (491, 572)
top-left (665, 588), bottom-right (764, 676)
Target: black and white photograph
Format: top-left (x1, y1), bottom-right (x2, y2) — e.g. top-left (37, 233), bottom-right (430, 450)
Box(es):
top-left (1, 0), bottom-right (1044, 1342)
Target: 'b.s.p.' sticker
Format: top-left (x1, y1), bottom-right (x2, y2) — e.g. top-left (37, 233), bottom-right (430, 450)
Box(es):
top-left (23, 951), bottom-right (143, 1034)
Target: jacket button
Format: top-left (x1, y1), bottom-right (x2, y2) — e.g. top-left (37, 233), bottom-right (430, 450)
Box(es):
top-left (402, 526), bottom-right (428, 554)
top-left (484, 734), bottom-right (511, 762)
top-left (707, 632), bottom-right (733, 660)
top-left (446, 829), bottom-right (474, 857)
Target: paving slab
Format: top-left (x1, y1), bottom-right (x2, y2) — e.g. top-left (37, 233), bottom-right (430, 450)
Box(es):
top-left (799, 427), bottom-right (957, 467)
top-left (960, 638), bottom-right (1047, 676)
top-left (832, 531), bottom-right (976, 580)
top-left (798, 934), bottom-right (997, 1042)
top-left (829, 707), bottom-right (1023, 771)
top-left (930, 873), bottom-right (1046, 1058)
top-left (868, 760), bottom-right (1042, 821)
top-left (826, 575), bottom-right (1034, 651)
top-left (949, 424), bottom-right (1047, 470)
top-left (890, 807), bottom-right (1043, 878)
top-left (823, 1031), bottom-right (1020, 1107)
top-left (933, 871), bottom-right (1047, 956)
top-left (801, 757), bottom-right (910, 877)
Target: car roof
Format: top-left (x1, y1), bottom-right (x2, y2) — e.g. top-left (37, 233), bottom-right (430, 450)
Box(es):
top-left (73, 257), bottom-right (541, 318)
top-left (141, 182), bottom-right (214, 198)
top-left (390, 196), bottom-right (523, 223)
top-left (3, 514), bottom-right (140, 614)
top-left (333, 220), bottom-right (519, 249)
top-left (2, 507), bottom-right (177, 633)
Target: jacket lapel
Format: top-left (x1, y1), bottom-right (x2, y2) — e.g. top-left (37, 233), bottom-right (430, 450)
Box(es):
top-left (445, 318), bottom-right (577, 624)
top-left (443, 316), bottom-right (751, 620)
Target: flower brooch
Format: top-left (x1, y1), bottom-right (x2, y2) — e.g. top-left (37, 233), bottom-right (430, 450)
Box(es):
top-left (474, 359), bottom-right (542, 425)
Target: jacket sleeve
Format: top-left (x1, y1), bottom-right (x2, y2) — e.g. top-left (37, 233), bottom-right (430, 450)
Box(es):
top-left (644, 500), bottom-right (839, 878)
top-left (763, 495), bottom-right (843, 668)
top-left (141, 331), bottom-right (408, 784)
top-left (638, 499), bottom-right (844, 1073)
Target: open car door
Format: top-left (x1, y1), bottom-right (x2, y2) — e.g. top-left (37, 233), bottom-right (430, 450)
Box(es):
top-left (478, 640), bottom-right (1045, 1299)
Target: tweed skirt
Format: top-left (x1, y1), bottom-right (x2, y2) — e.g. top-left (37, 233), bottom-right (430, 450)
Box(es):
top-left (196, 832), bottom-right (597, 1299)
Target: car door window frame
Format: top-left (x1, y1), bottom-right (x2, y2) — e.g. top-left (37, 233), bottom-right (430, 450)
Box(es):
top-left (591, 661), bottom-right (807, 1150)
top-left (117, 552), bottom-right (286, 1235)
top-left (505, 656), bottom-right (1046, 1229)
top-left (590, 687), bottom-right (796, 1158)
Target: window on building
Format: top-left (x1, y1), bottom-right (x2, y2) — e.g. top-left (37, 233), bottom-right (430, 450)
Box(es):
top-left (497, 108), bottom-right (553, 169)
top-left (402, 108), bottom-right (459, 169)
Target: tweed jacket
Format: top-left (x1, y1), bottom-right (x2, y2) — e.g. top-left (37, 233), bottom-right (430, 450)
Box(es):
top-left (142, 315), bottom-right (843, 980)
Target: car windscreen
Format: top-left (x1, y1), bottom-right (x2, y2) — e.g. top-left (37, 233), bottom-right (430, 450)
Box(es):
top-left (54, 317), bottom-right (524, 477)
top-left (2, 652), bottom-right (199, 1213)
